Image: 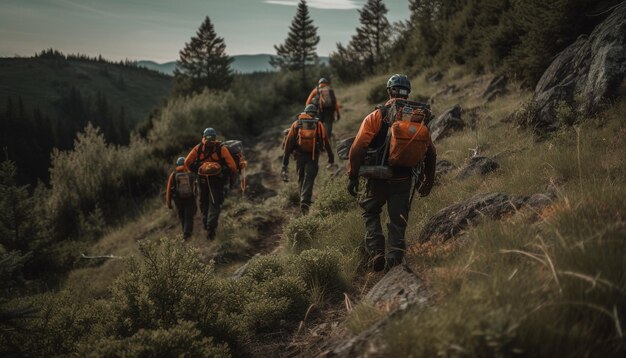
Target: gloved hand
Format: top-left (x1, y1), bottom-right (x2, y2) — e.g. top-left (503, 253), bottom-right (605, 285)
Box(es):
top-left (281, 166), bottom-right (289, 182)
top-left (418, 180), bottom-right (433, 197)
top-left (347, 177), bottom-right (359, 197)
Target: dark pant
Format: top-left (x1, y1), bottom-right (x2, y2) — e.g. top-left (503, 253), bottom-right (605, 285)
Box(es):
top-left (198, 175), bottom-right (225, 234)
top-left (296, 152), bottom-right (319, 209)
top-left (319, 109), bottom-right (334, 142)
top-left (359, 177), bottom-right (412, 263)
top-left (175, 198), bottom-right (197, 238)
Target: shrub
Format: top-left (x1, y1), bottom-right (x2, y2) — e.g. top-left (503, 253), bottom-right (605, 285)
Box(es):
top-left (312, 178), bottom-right (356, 217)
top-left (85, 320), bottom-right (231, 358)
top-left (367, 81), bottom-right (388, 104)
top-left (243, 254), bottom-right (286, 283)
top-left (290, 249), bottom-right (347, 298)
top-left (283, 215), bottom-right (324, 252)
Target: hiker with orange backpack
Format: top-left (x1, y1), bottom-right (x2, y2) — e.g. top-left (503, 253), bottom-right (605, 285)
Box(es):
top-left (347, 74), bottom-right (437, 271)
top-left (282, 104), bottom-right (334, 214)
top-left (306, 78), bottom-right (340, 159)
top-left (184, 128), bottom-right (238, 241)
top-left (166, 157), bottom-right (197, 241)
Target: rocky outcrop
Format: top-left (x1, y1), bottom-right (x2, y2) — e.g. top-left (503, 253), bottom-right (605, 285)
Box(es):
top-left (327, 265), bottom-right (430, 357)
top-left (429, 104), bottom-right (464, 141)
top-left (529, 3), bottom-right (626, 133)
top-left (436, 159), bottom-right (455, 176)
top-left (456, 156), bottom-right (499, 180)
top-left (482, 75), bottom-right (507, 101)
top-left (419, 192), bottom-right (555, 243)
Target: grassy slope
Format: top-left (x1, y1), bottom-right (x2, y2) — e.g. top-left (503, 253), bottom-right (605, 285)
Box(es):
top-left (56, 67), bottom-right (625, 356)
top-left (0, 58), bottom-right (172, 126)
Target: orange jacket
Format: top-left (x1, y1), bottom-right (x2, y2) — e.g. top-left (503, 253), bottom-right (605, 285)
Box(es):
top-left (283, 113), bottom-right (334, 167)
top-left (306, 83), bottom-right (340, 114)
top-left (348, 99), bottom-right (436, 179)
top-left (184, 138), bottom-right (238, 176)
top-left (166, 165), bottom-right (189, 209)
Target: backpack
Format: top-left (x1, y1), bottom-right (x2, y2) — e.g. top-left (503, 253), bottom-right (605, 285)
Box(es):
top-left (381, 99), bottom-right (432, 167)
top-left (174, 172), bottom-right (194, 199)
top-left (316, 85), bottom-right (336, 111)
top-left (222, 140), bottom-right (248, 192)
top-left (296, 115), bottom-right (325, 159)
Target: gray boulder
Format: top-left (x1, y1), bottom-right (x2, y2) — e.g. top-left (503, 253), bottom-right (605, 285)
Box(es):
top-left (436, 159), bottom-right (455, 176)
top-left (419, 192), bottom-right (555, 243)
top-left (529, 3), bottom-right (626, 133)
top-left (429, 104), bottom-right (464, 141)
top-left (482, 75), bottom-right (507, 101)
top-left (456, 156), bottom-right (499, 180)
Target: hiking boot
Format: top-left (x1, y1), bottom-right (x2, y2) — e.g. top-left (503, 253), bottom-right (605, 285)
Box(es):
top-left (385, 257), bottom-right (403, 271)
top-left (300, 204), bottom-right (310, 215)
top-left (183, 233), bottom-right (191, 241)
top-left (369, 254), bottom-right (386, 272)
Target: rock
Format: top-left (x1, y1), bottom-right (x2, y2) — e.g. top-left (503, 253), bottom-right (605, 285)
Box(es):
top-left (436, 159), bottom-right (455, 176)
top-left (456, 156), bottom-right (499, 180)
top-left (428, 104), bottom-right (464, 142)
top-left (365, 265), bottom-right (429, 310)
top-left (481, 75), bottom-right (507, 101)
top-left (529, 3), bottom-right (626, 133)
top-left (328, 265), bottom-right (430, 357)
top-left (419, 192), bottom-right (556, 243)
top-left (427, 71), bottom-right (443, 83)
top-left (244, 172), bottom-right (277, 201)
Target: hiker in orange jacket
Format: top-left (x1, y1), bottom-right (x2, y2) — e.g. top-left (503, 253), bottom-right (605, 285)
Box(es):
top-left (184, 128), bottom-right (238, 240)
top-left (348, 74), bottom-right (437, 271)
top-left (306, 78), bottom-right (340, 160)
top-left (282, 104), bottom-right (334, 214)
top-left (166, 157), bottom-right (197, 240)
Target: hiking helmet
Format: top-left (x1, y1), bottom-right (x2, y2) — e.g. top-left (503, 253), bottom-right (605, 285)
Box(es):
top-left (318, 77), bottom-right (329, 84)
top-left (176, 157), bottom-right (185, 166)
top-left (387, 74), bottom-right (411, 97)
top-left (304, 104), bottom-right (318, 115)
top-left (203, 127), bottom-right (217, 141)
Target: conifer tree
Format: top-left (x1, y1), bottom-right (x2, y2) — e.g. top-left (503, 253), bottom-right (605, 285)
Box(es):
top-left (175, 16), bottom-right (233, 95)
top-left (352, 0), bottom-right (391, 74)
top-left (271, 0), bottom-right (320, 89)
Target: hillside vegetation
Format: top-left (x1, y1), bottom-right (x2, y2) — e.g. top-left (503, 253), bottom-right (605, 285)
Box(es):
top-left (1, 1), bottom-right (625, 356)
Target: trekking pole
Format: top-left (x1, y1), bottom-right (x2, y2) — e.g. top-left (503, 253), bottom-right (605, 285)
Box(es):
top-left (408, 167), bottom-right (423, 209)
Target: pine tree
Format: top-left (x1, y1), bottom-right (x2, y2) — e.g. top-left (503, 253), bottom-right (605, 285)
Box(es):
top-left (352, 0), bottom-right (391, 74)
top-left (175, 16), bottom-right (233, 95)
top-left (271, 0), bottom-right (320, 89)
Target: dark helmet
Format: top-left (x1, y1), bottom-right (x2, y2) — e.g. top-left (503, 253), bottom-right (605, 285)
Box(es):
top-left (176, 157), bottom-right (185, 166)
top-left (318, 77), bottom-right (329, 85)
top-left (304, 104), bottom-right (318, 115)
top-left (203, 127), bottom-right (217, 141)
top-left (387, 74), bottom-right (411, 92)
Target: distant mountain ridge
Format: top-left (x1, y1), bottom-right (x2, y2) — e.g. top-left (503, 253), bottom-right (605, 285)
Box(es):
top-left (138, 54), bottom-right (330, 75)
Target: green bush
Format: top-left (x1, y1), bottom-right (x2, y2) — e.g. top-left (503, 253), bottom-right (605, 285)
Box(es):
top-left (312, 178), bottom-right (356, 217)
top-left (290, 249), bottom-right (347, 297)
top-left (85, 321), bottom-right (231, 358)
top-left (243, 254), bottom-right (286, 283)
top-left (367, 82), bottom-right (388, 104)
top-left (283, 215), bottom-right (324, 252)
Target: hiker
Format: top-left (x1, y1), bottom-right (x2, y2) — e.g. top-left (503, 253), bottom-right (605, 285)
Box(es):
top-left (166, 157), bottom-right (197, 240)
top-left (282, 104), bottom-right (335, 214)
top-left (306, 78), bottom-right (340, 162)
top-left (347, 74), bottom-right (436, 271)
top-left (184, 128), bottom-right (238, 240)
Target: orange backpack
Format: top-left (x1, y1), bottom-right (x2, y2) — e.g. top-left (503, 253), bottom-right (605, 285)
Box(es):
top-left (383, 99), bottom-right (432, 167)
top-left (296, 114), bottom-right (324, 159)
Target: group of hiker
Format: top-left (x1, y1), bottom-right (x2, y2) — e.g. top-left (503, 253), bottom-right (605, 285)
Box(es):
top-left (166, 74), bottom-right (436, 272)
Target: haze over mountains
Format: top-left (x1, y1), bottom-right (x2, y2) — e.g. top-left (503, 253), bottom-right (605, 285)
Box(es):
top-left (138, 54), bottom-right (330, 75)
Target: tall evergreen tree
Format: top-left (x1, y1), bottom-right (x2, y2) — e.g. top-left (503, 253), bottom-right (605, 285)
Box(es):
top-left (175, 16), bottom-right (233, 95)
top-left (271, 0), bottom-right (320, 89)
top-left (353, 0), bottom-right (391, 74)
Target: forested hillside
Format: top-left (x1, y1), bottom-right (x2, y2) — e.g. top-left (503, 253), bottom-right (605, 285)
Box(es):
top-left (0, 50), bottom-right (172, 183)
top-left (1, 0), bottom-right (624, 357)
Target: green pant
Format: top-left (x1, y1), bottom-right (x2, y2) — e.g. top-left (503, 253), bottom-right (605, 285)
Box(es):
top-left (359, 178), bottom-right (412, 264)
top-left (198, 175), bottom-right (225, 234)
top-left (296, 152), bottom-right (319, 209)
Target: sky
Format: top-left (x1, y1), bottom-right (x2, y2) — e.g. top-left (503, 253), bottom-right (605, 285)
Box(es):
top-left (0, 0), bottom-right (411, 63)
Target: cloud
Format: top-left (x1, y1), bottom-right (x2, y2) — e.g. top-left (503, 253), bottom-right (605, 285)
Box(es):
top-left (264, 0), bottom-right (360, 10)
